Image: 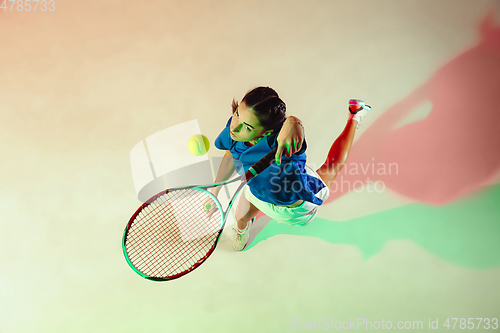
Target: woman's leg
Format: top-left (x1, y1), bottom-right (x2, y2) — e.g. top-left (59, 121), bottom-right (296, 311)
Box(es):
top-left (235, 191), bottom-right (260, 230)
top-left (316, 119), bottom-right (358, 188)
top-left (232, 191), bottom-right (260, 251)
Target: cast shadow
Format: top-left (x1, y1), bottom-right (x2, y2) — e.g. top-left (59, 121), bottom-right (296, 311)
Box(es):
top-left (246, 183), bottom-right (500, 269)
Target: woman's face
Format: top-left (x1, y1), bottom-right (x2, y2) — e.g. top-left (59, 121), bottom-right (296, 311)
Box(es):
top-left (230, 102), bottom-right (272, 142)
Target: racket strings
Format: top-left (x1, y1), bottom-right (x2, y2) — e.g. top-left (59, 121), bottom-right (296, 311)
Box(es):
top-left (125, 189), bottom-right (223, 278)
top-left (128, 199), bottom-right (215, 276)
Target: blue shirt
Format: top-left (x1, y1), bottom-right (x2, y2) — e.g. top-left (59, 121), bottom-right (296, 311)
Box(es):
top-left (214, 117), bottom-right (326, 206)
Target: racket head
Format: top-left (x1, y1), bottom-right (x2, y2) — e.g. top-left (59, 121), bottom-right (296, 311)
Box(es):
top-left (122, 187), bottom-right (224, 281)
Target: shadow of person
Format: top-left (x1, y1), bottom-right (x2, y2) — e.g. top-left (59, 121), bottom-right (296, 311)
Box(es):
top-left (245, 183), bottom-right (500, 268)
top-left (326, 10), bottom-right (500, 205)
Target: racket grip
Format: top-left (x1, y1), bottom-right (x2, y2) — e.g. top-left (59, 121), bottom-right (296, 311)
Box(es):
top-left (243, 147), bottom-right (278, 181)
top-left (244, 139), bottom-right (308, 181)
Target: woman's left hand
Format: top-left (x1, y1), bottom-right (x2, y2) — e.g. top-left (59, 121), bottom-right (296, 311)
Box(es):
top-left (275, 116), bottom-right (305, 165)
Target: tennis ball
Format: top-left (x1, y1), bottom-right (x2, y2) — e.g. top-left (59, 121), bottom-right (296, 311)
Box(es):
top-left (188, 134), bottom-right (210, 156)
top-left (204, 203), bottom-right (212, 210)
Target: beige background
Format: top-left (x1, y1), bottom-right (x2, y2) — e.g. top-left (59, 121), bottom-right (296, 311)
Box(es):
top-left (1, 0), bottom-right (499, 332)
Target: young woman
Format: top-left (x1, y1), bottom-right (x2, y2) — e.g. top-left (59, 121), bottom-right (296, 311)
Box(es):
top-left (210, 87), bottom-right (370, 251)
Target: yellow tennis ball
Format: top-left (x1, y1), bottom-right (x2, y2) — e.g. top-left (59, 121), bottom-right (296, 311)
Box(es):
top-left (188, 134), bottom-right (210, 156)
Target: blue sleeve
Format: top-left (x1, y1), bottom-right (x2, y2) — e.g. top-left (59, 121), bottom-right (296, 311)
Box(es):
top-left (214, 117), bottom-right (233, 151)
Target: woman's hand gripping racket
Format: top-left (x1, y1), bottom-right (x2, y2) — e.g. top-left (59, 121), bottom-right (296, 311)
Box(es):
top-left (122, 146), bottom-right (279, 281)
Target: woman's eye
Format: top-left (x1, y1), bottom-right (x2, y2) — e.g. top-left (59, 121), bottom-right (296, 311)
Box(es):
top-left (245, 126), bottom-right (251, 131)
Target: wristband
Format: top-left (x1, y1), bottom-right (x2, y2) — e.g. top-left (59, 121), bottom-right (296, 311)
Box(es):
top-left (285, 119), bottom-right (304, 128)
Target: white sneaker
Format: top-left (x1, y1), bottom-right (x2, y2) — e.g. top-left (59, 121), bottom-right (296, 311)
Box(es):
top-left (232, 218), bottom-right (255, 251)
top-left (348, 99), bottom-right (371, 126)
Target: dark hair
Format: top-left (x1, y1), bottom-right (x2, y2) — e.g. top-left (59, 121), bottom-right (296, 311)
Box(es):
top-left (231, 86), bottom-right (286, 131)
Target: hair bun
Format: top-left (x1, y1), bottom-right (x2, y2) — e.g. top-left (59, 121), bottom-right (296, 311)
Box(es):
top-left (240, 87), bottom-right (287, 131)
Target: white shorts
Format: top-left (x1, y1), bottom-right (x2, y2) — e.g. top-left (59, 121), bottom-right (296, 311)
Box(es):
top-left (243, 165), bottom-right (330, 226)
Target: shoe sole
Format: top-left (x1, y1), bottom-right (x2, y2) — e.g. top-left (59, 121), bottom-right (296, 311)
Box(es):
top-left (349, 99), bottom-right (371, 115)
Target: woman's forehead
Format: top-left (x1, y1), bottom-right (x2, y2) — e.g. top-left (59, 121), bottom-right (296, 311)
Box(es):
top-left (238, 103), bottom-right (262, 129)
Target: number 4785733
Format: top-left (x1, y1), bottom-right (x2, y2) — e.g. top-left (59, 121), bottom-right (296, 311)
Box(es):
top-left (1, 0), bottom-right (55, 11)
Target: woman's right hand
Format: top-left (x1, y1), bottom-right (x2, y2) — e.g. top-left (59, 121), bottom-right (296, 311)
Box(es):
top-left (276, 116), bottom-right (305, 165)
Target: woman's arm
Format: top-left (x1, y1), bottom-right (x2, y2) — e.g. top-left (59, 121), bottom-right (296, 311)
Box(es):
top-left (210, 150), bottom-right (236, 197)
top-left (275, 116), bottom-right (305, 165)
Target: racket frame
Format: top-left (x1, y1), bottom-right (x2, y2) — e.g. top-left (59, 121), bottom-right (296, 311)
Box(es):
top-left (122, 176), bottom-right (245, 281)
top-left (122, 146), bottom-right (280, 281)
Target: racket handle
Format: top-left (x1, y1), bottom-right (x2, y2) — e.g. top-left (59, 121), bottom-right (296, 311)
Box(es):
top-left (244, 139), bottom-right (308, 181)
top-left (244, 147), bottom-right (278, 181)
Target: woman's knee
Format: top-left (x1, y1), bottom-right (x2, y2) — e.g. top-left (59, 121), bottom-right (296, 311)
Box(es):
top-left (316, 165), bottom-right (338, 189)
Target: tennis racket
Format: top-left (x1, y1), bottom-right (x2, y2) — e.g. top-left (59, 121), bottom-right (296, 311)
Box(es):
top-left (123, 146), bottom-right (280, 281)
